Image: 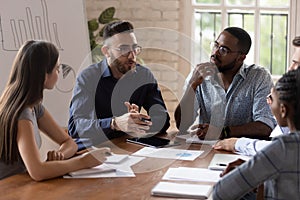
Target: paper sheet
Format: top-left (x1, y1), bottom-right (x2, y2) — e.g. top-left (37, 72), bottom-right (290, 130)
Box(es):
top-left (64, 156), bottom-right (145, 178)
top-left (176, 134), bottom-right (218, 145)
top-left (208, 154), bottom-right (251, 170)
top-left (132, 147), bottom-right (203, 161)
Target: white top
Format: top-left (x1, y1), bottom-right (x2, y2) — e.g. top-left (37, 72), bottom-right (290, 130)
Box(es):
top-left (235, 125), bottom-right (290, 156)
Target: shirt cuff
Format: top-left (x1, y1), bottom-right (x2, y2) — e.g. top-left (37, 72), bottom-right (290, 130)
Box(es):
top-left (235, 137), bottom-right (255, 152)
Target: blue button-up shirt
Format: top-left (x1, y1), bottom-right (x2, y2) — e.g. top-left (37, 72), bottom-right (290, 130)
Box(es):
top-left (68, 59), bottom-right (170, 150)
top-left (194, 64), bottom-right (276, 131)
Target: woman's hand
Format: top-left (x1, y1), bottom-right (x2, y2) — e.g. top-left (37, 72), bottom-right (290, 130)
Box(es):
top-left (47, 150), bottom-right (65, 161)
top-left (81, 147), bottom-right (111, 168)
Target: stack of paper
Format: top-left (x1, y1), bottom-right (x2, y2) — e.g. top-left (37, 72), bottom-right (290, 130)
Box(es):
top-left (151, 181), bottom-right (212, 199)
top-left (162, 167), bottom-right (221, 183)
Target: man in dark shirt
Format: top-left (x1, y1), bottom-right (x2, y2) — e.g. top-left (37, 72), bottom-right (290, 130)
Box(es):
top-left (69, 20), bottom-right (170, 150)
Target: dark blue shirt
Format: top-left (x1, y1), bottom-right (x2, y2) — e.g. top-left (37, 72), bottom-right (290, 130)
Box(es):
top-left (68, 59), bottom-right (170, 150)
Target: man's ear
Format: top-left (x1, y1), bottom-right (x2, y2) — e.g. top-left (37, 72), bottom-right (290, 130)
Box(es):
top-left (237, 54), bottom-right (246, 62)
top-left (280, 103), bottom-right (288, 119)
top-left (101, 45), bottom-right (110, 58)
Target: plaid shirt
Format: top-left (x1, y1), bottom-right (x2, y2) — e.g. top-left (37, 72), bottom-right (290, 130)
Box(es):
top-left (213, 132), bottom-right (300, 200)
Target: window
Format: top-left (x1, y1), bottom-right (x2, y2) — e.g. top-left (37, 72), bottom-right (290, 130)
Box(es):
top-left (191, 0), bottom-right (291, 75)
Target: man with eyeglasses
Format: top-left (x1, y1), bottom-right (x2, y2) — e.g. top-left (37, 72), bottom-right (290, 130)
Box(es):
top-left (68, 20), bottom-right (170, 150)
top-left (175, 27), bottom-right (276, 140)
top-left (213, 36), bottom-right (300, 156)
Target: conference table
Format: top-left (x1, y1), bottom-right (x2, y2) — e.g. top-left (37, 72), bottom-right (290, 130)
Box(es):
top-left (0, 133), bottom-right (231, 200)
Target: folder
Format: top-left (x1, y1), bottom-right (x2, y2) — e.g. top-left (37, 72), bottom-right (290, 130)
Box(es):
top-left (151, 181), bottom-right (212, 199)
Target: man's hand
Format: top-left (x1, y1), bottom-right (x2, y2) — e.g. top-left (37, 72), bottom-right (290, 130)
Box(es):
top-left (124, 101), bottom-right (139, 113)
top-left (115, 112), bottom-right (152, 135)
top-left (187, 123), bottom-right (209, 139)
top-left (187, 123), bottom-right (221, 140)
top-left (189, 62), bottom-right (217, 90)
top-left (220, 158), bottom-right (245, 177)
top-left (213, 138), bottom-right (238, 152)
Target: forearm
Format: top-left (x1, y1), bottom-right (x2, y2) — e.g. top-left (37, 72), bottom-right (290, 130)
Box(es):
top-left (175, 85), bottom-right (197, 131)
top-left (229, 121), bottom-right (272, 139)
top-left (57, 137), bottom-right (77, 159)
top-left (28, 155), bottom-right (89, 181)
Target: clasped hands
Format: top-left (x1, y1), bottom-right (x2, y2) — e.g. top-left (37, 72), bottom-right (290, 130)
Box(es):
top-left (113, 102), bottom-right (152, 137)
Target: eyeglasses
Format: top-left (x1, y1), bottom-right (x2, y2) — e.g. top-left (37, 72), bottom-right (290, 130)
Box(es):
top-left (112, 45), bottom-right (142, 57)
top-left (210, 42), bottom-right (241, 57)
top-left (266, 93), bottom-right (273, 105)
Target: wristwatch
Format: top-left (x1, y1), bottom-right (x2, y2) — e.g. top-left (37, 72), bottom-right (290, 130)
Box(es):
top-left (111, 116), bottom-right (118, 131)
top-left (221, 126), bottom-right (231, 139)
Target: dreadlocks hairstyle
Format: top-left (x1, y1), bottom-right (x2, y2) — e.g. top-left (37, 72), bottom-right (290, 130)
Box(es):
top-left (275, 67), bottom-right (300, 130)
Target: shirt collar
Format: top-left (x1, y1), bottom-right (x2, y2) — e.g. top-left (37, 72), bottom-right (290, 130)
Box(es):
top-left (102, 58), bottom-right (113, 78)
top-left (236, 63), bottom-right (254, 80)
top-left (235, 63), bottom-right (247, 79)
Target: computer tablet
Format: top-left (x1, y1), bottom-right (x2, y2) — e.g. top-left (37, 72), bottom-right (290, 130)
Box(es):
top-left (126, 136), bottom-right (179, 148)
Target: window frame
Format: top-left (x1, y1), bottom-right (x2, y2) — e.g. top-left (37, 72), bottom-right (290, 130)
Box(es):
top-left (181, 0), bottom-right (300, 75)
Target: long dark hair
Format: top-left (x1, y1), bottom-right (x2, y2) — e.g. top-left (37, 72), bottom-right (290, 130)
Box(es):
top-left (275, 67), bottom-right (300, 130)
top-left (0, 40), bottom-right (59, 163)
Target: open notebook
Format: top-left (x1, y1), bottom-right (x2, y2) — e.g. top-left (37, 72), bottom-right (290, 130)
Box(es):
top-left (151, 182), bottom-right (212, 199)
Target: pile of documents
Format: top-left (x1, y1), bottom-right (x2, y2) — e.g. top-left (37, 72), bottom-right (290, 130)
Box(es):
top-left (151, 167), bottom-right (220, 199)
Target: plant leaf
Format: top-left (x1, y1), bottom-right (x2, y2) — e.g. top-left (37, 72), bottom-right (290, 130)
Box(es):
top-left (98, 7), bottom-right (115, 24)
top-left (88, 19), bottom-right (99, 31)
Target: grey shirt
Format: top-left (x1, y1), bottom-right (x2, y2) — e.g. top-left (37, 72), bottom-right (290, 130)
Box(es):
top-left (0, 103), bottom-right (44, 180)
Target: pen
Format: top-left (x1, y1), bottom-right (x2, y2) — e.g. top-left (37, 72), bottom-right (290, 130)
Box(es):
top-left (140, 117), bottom-right (151, 122)
top-left (216, 163), bottom-right (227, 167)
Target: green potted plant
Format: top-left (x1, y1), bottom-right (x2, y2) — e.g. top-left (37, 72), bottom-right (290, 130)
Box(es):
top-left (88, 7), bottom-right (119, 62)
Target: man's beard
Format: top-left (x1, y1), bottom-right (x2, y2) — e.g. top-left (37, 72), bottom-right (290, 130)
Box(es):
top-left (111, 54), bottom-right (135, 74)
top-left (213, 55), bottom-right (238, 73)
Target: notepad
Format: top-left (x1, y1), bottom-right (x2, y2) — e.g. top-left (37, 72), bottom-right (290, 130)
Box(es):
top-left (176, 134), bottom-right (218, 145)
top-left (68, 164), bottom-right (116, 177)
top-left (208, 154), bottom-right (251, 170)
top-left (162, 167), bottom-right (221, 183)
top-left (104, 154), bottom-right (128, 164)
top-left (151, 182), bottom-right (212, 199)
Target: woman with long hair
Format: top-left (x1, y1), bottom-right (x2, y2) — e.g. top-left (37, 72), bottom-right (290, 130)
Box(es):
top-left (0, 40), bottom-right (110, 181)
